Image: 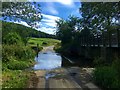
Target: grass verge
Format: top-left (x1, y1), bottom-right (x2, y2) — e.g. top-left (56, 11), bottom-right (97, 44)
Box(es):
top-left (2, 70), bottom-right (34, 88)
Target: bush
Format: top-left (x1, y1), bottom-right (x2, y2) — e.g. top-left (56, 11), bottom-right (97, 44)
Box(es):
top-left (31, 46), bottom-right (43, 52)
top-left (2, 44), bottom-right (35, 70)
top-left (93, 58), bottom-right (120, 88)
top-left (2, 45), bottom-right (35, 62)
top-left (42, 42), bottom-right (47, 45)
top-left (112, 58), bottom-right (120, 88)
top-left (6, 59), bottom-right (33, 70)
top-left (54, 42), bottom-right (62, 53)
top-left (93, 66), bottom-right (117, 88)
top-left (3, 32), bottom-right (23, 45)
top-left (93, 57), bottom-right (106, 66)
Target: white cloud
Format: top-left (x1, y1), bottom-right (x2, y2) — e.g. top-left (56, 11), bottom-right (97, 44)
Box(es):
top-left (37, 27), bottom-right (56, 35)
top-left (36, 14), bottom-right (61, 34)
top-left (14, 21), bottom-right (30, 27)
top-left (55, 0), bottom-right (75, 7)
top-left (42, 14), bottom-right (60, 20)
top-left (56, 0), bottom-right (73, 5)
top-left (41, 14), bottom-right (60, 27)
top-left (12, 13), bottom-right (61, 35)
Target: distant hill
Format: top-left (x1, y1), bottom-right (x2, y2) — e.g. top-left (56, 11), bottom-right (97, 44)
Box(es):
top-left (2, 21), bottom-right (56, 39)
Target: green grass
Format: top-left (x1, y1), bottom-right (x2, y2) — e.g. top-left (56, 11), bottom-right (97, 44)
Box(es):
top-left (28, 38), bottom-right (60, 47)
top-left (2, 38), bottom-right (60, 88)
top-left (2, 44), bottom-right (36, 88)
top-left (2, 70), bottom-right (33, 88)
top-left (93, 58), bottom-right (120, 88)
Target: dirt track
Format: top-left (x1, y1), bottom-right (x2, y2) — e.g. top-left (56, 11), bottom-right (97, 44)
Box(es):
top-left (28, 46), bottom-right (100, 89)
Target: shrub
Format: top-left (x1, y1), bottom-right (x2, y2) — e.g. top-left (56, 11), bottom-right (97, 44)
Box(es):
top-left (6, 59), bottom-right (31, 70)
top-left (42, 42), bottom-right (47, 45)
top-left (93, 58), bottom-right (120, 88)
top-left (93, 57), bottom-right (106, 66)
top-left (54, 42), bottom-right (62, 53)
top-left (2, 45), bottom-right (35, 62)
top-left (31, 46), bottom-right (43, 52)
top-left (3, 32), bottom-right (23, 45)
top-left (2, 44), bottom-right (35, 70)
top-left (93, 66), bottom-right (117, 88)
top-left (112, 58), bottom-right (120, 88)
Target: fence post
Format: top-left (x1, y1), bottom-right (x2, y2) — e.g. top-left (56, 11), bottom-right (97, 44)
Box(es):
top-left (117, 28), bottom-right (120, 47)
top-left (37, 44), bottom-right (39, 57)
top-left (97, 34), bottom-right (99, 47)
top-left (108, 31), bottom-right (111, 47)
top-left (101, 31), bottom-right (107, 61)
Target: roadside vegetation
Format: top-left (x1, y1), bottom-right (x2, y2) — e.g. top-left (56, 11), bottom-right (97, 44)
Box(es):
top-left (93, 57), bottom-right (120, 89)
top-left (2, 2), bottom-right (120, 89)
top-left (2, 21), bottom-right (58, 88)
top-left (55, 2), bottom-right (120, 89)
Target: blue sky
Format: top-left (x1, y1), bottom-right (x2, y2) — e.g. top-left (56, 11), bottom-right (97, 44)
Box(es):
top-left (36, 1), bottom-right (81, 34)
top-left (3, 1), bottom-right (81, 35)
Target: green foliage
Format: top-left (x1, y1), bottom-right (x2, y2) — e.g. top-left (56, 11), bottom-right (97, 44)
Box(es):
top-left (2, 70), bottom-right (32, 88)
top-left (93, 67), bottom-right (116, 88)
top-left (31, 46), bottom-right (43, 52)
top-left (42, 42), bottom-right (47, 45)
top-left (28, 38), bottom-right (60, 47)
top-left (56, 16), bottom-right (80, 54)
top-left (2, 21), bottom-right (40, 88)
top-left (2, 2), bottom-right (42, 27)
top-left (2, 45), bottom-right (35, 63)
top-left (6, 59), bottom-right (34, 70)
top-left (80, 2), bottom-right (120, 32)
top-left (93, 57), bottom-right (106, 66)
top-left (54, 42), bottom-right (62, 53)
top-left (93, 58), bottom-right (120, 88)
top-left (3, 32), bottom-right (23, 45)
top-left (2, 21), bottom-right (56, 45)
top-left (55, 2), bottom-right (119, 57)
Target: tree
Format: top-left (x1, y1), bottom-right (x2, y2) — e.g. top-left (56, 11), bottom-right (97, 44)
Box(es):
top-left (56, 16), bottom-right (80, 44)
top-left (79, 2), bottom-right (120, 37)
top-left (2, 2), bottom-right (42, 27)
top-left (80, 2), bottom-right (120, 46)
top-left (56, 16), bottom-right (81, 54)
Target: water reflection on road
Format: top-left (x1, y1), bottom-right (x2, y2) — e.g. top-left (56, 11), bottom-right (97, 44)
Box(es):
top-left (33, 50), bottom-right (62, 70)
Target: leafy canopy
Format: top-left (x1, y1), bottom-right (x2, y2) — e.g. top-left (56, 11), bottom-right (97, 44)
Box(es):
top-left (2, 2), bottom-right (42, 27)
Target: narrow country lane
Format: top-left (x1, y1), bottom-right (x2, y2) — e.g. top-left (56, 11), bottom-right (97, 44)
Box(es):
top-left (28, 46), bottom-right (100, 89)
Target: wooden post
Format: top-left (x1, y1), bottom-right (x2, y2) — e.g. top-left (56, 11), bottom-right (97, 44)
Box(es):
top-left (108, 31), bottom-right (111, 47)
top-left (101, 31), bottom-right (107, 61)
top-left (117, 28), bottom-right (120, 47)
top-left (117, 28), bottom-right (120, 57)
top-left (37, 44), bottom-right (39, 57)
top-left (93, 35), bottom-right (95, 47)
top-left (97, 34), bottom-right (99, 47)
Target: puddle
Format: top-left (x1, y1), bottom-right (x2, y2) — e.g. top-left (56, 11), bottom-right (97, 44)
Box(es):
top-left (45, 72), bottom-right (57, 80)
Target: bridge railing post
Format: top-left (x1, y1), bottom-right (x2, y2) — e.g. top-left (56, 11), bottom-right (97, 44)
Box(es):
top-left (117, 28), bottom-right (120, 47)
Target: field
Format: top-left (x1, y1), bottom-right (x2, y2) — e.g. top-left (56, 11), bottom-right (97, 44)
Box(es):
top-left (28, 38), bottom-right (60, 47)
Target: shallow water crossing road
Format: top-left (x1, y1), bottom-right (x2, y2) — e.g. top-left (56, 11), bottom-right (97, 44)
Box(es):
top-left (28, 46), bottom-right (100, 89)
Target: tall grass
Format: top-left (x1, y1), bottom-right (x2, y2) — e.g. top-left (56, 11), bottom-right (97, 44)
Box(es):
top-left (2, 70), bottom-right (32, 88)
top-left (93, 58), bottom-right (120, 88)
top-left (2, 44), bottom-right (36, 88)
top-left (2, 44), bottom-right (35, 70)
